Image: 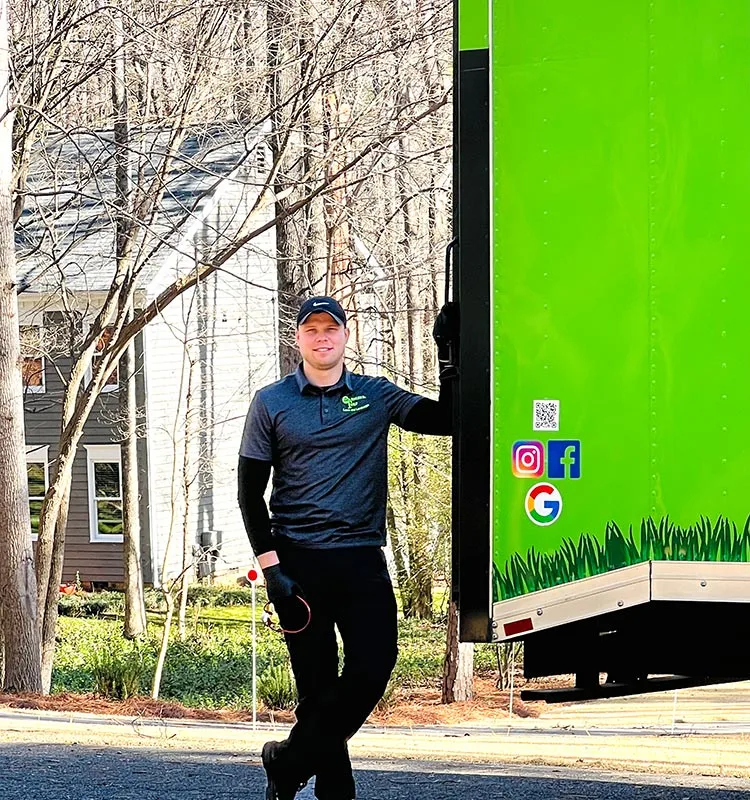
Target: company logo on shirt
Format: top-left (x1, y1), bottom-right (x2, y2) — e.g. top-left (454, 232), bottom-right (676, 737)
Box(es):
top-left (342, 394), bottom-right (370, 413)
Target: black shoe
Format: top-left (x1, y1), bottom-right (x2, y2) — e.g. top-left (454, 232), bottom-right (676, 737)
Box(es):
top-left (262, 741), bottom-right (307, 800)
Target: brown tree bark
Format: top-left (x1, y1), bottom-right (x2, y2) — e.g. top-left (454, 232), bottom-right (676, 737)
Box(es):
top-left (267, 0), bottom-right (299, 375)
top-left (113, 6), bottom-right (146, 641)
top-left (395, 123), bottom-right (433, 619)
top-left (120, 305), bottom-right (146, 639)
top-left (441, 600), bottom-right (474, 703)
top-left (0, 0), bottom-right (42, 692)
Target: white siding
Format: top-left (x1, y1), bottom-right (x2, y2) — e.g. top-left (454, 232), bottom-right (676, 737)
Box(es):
top-left (144, 156), bottom-right (278, 582)
top-left (142, 290), bottom-right (199, 582)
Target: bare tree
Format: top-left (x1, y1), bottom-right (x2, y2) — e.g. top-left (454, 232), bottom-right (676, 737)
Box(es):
top-left (441, 600), bottom-right (474, 703)
top-left (0, 0), bottom-right (41, 692)
top-left (108, 2), bottom-right (147, 640)
top-left (7, 0), bottom-right (451, 690)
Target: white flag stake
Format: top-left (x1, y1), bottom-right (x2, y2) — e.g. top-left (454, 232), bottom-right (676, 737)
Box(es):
top-left (247, 567), bottom-right (259, 730)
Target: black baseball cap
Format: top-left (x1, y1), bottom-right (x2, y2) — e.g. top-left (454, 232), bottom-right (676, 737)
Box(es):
top-left (296, 296), bottom-right (347, 327)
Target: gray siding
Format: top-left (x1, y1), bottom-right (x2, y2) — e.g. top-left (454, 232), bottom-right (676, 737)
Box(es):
top-left (22, 309), bottom-right (151, 585)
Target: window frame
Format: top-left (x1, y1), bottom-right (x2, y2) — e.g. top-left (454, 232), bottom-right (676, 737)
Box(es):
top-left (20, 325), bottom-right (46, 394)
top-left (26, 445), bottom-right (49, 542)
top-left (85, 444), bottom-right (124, 543)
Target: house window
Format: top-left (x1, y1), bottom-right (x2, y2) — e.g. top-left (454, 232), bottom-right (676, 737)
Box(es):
top-left (20, 325), bottom-right (45, 393)
top-left (85, 445), bottom-right (123, 542)
top-left (91, 327), bottom-right (119, 391)
top-left (26, 445), bottom-right (49, 541)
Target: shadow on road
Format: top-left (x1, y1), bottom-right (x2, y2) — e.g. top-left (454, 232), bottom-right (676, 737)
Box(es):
top-left (0, 743), bottom-right (748, 799)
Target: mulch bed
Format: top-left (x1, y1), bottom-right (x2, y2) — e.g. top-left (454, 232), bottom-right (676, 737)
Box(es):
top-left (0, 677), bottom-right (542, 726)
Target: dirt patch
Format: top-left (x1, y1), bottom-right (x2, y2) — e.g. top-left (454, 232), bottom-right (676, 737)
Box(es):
top-left (369, 677), bottom-right (543, 726)
top-left (0, 677), bottom-right (544, 727)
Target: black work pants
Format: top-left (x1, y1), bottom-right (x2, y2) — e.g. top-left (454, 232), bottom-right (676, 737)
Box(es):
top-left (275, 544), bottom-right (398, 800)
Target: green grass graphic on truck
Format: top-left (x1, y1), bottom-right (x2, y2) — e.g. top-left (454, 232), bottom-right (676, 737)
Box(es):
top-left (485, 2), bottom-right (750, 610)
top-left (494, 516), bottom-right (750, 602)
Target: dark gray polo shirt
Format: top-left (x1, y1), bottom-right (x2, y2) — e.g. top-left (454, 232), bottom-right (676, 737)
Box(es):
top-left (240, 365), bottom-right (422, 548)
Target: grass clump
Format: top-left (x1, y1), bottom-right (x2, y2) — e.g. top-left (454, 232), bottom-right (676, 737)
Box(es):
top-left (89, 640), bottom-right (147, 700)
top-left (257, 664), bottom-right (298, 710)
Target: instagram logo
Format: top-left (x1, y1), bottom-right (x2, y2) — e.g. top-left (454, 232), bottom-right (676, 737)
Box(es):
top-left (512, 441), bottom-right (545, 478)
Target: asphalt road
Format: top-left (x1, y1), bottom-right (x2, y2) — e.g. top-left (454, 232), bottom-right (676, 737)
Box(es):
top-left (1, 744), bottom-right (750, 800)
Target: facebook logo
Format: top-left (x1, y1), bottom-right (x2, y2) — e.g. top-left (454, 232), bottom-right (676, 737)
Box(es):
top-left (547, 440), bottom-right (581, 479)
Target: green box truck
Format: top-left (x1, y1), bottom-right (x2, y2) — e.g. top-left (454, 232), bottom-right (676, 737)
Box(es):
top-left (453, 1), bottom-right (750, 699)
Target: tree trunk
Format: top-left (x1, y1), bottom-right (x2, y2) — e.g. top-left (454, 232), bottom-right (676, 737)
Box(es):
top-left (177, 352), bottom-right (196, 641)
top-left (398, 122), bottom-right (425, 393)
top-left (40, 479), bottom-right (72, 691)
top-left (386, 496), bottom-right (412, 613)
top-left (267, 0), bottom-right (298, 375)
top-left (151, 588), bottom-right (174, 699)
top-left (405, 438), bottom-right (432, 620)
top-left (120, 314), bottom-right (146, 639)
top-left (441, 600), bottom-right (474, 703)
top-left (299, 0), bottom-right (328, 296)
top-left (0, 0), bottom-right (42, 693)
top-left (455, 642), bottom-right (475, 701)
top-left (113, 8), bottom-right (146, 640)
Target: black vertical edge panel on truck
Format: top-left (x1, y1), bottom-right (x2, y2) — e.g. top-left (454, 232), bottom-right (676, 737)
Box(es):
top-left (452, 0), bottom-right (492, 643)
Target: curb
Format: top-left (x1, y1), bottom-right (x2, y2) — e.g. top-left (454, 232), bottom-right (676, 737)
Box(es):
top-left (2, 705), bottom-right (750, 778)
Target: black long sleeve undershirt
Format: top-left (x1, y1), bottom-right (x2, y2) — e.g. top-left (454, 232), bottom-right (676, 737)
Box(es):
top-left (238, 375), bottom-right (454, 556)
top-left (237, 456), bottom-right (273, 557)
top-left (401, 374), bottom-right (453, 435)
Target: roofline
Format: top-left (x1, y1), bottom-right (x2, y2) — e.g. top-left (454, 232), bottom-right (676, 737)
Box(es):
top-left (17, 288), bottom-right (149, 310)
top-left (143, 126), bottom-right (268, 299)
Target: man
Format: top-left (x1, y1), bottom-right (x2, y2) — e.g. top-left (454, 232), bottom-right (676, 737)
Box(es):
top-left (238, 295), bottom-right (457, 800)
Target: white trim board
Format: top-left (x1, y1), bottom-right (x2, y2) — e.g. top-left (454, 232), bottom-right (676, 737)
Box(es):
top-left (84, 444), bottom-right (124, 543)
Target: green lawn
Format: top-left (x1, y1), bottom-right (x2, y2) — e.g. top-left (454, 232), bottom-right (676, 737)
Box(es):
top-left (52, 591), bottom-right (499, 709)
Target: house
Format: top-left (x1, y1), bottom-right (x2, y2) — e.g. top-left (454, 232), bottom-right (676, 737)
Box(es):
top-left (16, 123), bottom-right (279, 586)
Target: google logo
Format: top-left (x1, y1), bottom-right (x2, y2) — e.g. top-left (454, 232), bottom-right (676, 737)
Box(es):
top-left (525, 483), bottom-right (563, 527)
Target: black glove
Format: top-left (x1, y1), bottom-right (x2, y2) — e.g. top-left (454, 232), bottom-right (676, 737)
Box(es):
top-left (432, 302), bottom-right (459, 378)
top-left (263, 564), bottom-right (301, 606)
top-left (263, 564), bottom-right (306, 629)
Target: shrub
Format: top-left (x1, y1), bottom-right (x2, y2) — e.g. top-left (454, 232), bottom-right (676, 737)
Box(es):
top-left (89, 641), bottom-right (148, 700)
top-left (186, 585), bottom-right (254, 607)
top-left (54, 603), bottom-right (471, 709)
top-left (391, 618), bottom-right (445, 687)
top-left (58, 591), bottom-right (124, 618)
top-left (143, 588), bottom-right (166, 613)
top-left (257, 664), bottom-right (297, 710)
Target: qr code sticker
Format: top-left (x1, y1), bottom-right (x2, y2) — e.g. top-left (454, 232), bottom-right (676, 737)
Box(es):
top-left (533, 400), bottom-right (560, 431)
